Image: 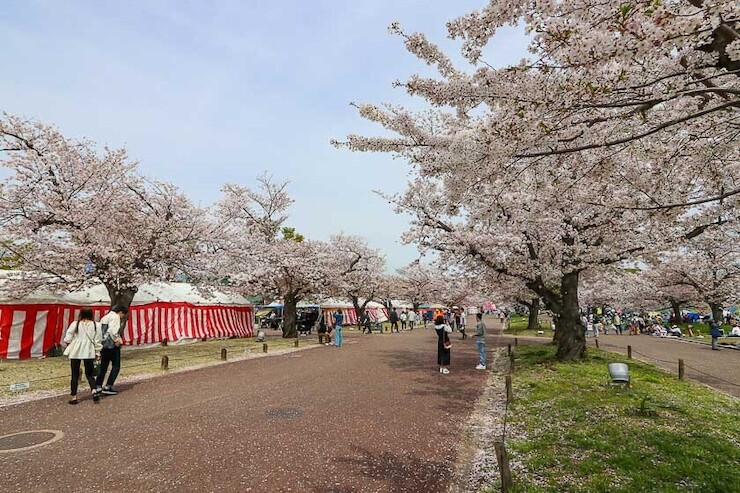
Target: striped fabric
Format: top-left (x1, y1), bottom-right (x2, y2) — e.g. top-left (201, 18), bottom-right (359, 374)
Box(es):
top-left (322, 308), bottom-right (358, 327)
top-left (0, 302), bottom-right (254, 360)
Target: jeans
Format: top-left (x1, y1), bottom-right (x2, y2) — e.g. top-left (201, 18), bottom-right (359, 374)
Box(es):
top-left (711, 336), bottom-right (718, 350)
top-left (334, 326), bottom-right (343, 347)
top-left (96, 346), bottom-right (121, 388)
top-left (477, 340), bottom-right (486, 366)
top-left (70, 359), bottom-right (96, 395)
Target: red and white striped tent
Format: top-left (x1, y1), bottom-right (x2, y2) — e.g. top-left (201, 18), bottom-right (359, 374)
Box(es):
top-left (365, 301), bottom-right (389, 323)
top-left (0, 281), bottom-right (254, 360)
top-left (320, 299), bottom-right (358, 327)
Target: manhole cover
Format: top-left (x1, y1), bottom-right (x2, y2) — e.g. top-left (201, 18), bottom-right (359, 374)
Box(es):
top-left (264, 408), bottom-right (303, 420)
top-left (0, 430), bottom-right (63, 453)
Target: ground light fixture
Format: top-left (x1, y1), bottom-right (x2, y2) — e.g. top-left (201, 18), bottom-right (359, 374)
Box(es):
top-left (607, 362), bottom-right (630, 387)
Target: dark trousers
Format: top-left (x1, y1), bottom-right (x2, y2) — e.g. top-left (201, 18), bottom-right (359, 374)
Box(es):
top-left (96, 346), bottom-right (121, 388)
top-left (391, 321), bottom-right (399, 332)
top-left (71, 359), bottom-right (95, 395)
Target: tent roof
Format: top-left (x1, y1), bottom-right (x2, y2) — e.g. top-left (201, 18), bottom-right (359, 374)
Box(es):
top-left (0, 273), bottom-right (251, 306)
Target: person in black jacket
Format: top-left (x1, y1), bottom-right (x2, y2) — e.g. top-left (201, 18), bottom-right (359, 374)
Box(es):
top-left (389, 309), bottom-right (399, 333)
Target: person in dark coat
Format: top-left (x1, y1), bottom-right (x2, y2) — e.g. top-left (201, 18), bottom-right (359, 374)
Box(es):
top-left (709, 320), bottom-right (723, 350)
top-left (434, 315), bottom-right (453, 374)
top-left (389, 309), bottom-right (399, 333)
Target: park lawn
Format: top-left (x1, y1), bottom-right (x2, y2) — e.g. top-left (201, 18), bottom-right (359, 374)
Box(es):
top-left (497, 345), bottom-right (739, 493)
top-left (506, 315), bottom-right (551, 338)
top-left (0, 336), bottom-right (314, 399)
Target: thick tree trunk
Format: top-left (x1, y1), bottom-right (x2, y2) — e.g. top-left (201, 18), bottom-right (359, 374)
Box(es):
top-left (104, 284), bottom-right (137, 330)
top-left (283, 292), bottom-right (298, 338)
top-left (669, 299), bottom-right (682, 325)
top-left (527, 298), bottom-right (540, 330)
top-left (553, 272), bottom-right (586, 361)
top-left (709, 302), bottom-right (723, 324)
top-left (351, 295), bottom-right (365, 324)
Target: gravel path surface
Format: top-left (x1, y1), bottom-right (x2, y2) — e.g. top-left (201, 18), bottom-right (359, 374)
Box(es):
top-left (1, 321), bottom-right (502, 492)
top-left (595, 335), bottom-right (740, 397)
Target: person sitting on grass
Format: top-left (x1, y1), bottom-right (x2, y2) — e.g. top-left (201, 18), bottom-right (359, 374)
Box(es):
top-left (729, 324), bottom-right (740, 337)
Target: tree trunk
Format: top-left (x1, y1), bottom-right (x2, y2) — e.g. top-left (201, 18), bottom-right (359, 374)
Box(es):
top-left (351, 295), bottom-right (365, 324)
top-left (553, 272), bottom-right (586, 361)
top-left (283, 292), bottom-right (298, 338)
top-left (104, 284), bottom-right (137, 330)
top-left (669, 299), bottom-right (682, 325)
top-left (527, 298), bottom-right (540, 330)
top-left (709, 302), bottom-right (723, 324)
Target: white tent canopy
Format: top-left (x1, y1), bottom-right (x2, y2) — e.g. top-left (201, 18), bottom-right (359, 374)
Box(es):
top-left (0, 272), bottom-right (250, 306)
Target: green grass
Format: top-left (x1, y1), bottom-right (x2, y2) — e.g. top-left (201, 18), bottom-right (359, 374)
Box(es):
top-left (506, 315), bottom-right (551, 337)
top-left (493, 345), bottom-right (740, 493)
top-left (0, 336), bottom-right (315, 398)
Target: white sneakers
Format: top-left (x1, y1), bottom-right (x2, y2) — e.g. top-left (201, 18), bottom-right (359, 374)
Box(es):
top-left (439, 368), bottom-right (450, 374)
top-left (475, 364), bottom-right (486, 370)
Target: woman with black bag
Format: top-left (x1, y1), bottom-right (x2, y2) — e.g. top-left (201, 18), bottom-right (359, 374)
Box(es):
top-left (62, 307), bottom-right (102, 404)
top-left (434, 315), bottom-right (453, 374)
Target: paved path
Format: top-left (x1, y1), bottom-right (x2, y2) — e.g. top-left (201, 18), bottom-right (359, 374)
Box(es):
top-left (595, 335), bottom-right (740, 397)
top-left (1, 319), bottom-right (502, 492)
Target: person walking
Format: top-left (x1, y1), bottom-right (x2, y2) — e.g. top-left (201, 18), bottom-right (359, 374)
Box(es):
top-left (475, 313), bottom-right (487, 370)
top-left (95, 305), bottom-right (127, 396)
top-left (390, 309), bottom-right (399, 333)
top-left (408, 310), bottom-right (416, 331)
top-left (62, 307), bottom-right (102, 404)
top-left (333, 309), bottom-right (344, 347)
top-left (434, 315), bottom-right (453, 374)
top-left (709, 319), bottom-right (723, 350)
top-left (400, 310), bottom-right (407, 331)
top-left (361, 311), bottom-right (372, 334)
top-left (318, 313), bottom-right (328, 344)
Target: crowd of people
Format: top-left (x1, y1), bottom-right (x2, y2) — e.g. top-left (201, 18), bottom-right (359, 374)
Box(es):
top-left (582, 308), bottom-right (740, 350)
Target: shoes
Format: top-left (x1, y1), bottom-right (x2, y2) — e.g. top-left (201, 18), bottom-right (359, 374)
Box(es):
top-left (102, 387), bottom-right (118, 395)
top-left (92, 391), bottom-right (100, 403)
top-left (441, 368), bottom-right (450, 374)
top-left (475, 364), bottom-right (487, 370)
top-left (68, 399), bottom-right (78, 405)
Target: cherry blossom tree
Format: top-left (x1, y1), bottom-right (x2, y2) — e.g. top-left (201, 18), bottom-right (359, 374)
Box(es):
top-left (395, 262), bottom-right (444, 312)
top-left (0, 114), bottom-right (209, 311)
top-left (336, 2), bottom-right (740, 360)
top-left (212, 175), bottom-right (333, 338)
top-left (327, 234), bottom-right (386, 322)
top-left (650, 234), bottom-right (740, 321)
top-left (375, 274), bottom-right (402, 312)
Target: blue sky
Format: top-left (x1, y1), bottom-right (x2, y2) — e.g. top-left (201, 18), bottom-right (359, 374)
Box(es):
top-left (0, 0), bottom-right (528, 270)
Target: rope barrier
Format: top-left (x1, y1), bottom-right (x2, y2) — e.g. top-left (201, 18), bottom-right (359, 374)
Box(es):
top-left (594, 340), bottom-right (740, 388)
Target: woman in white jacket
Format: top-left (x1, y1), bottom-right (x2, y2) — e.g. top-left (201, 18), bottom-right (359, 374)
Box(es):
top-left (63, 307), bottom-right (102, 404)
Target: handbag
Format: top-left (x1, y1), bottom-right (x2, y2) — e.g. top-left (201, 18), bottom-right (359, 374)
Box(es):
top-left (443, 332), bottom-right (452, 349)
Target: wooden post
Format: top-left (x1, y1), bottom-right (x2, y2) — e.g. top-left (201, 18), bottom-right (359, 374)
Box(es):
top-left (263, 343), bottom-right (268, 353)
top-left (507, 343), bottom-right (511, 356)
top-left (161, 355), bottom-right (169, 370)
top-left (509, 352), bottom-right (514, 371)
top-left (318, 334), bottom-right (324, 344)
top-left (627, 345), bottom-right (632, 359)
top-left (595, 339), bottom-right (599, 349)
top-left (494, 441), bottom-right (513, 493)
top-left (505, 375), bottom-right (513, 403)
top-left (220, 348), bottom-right (227, 361)
top-left (678, 359), bottom-right (685, 380)
top-left (514, 337), bottom-right (518, 347)
top-left (161, 338), bottom-right (168, 347)
top-left (294, 339), bottom-right (299, 348)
